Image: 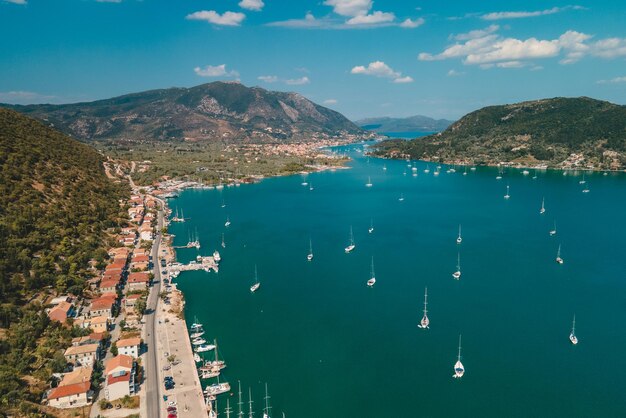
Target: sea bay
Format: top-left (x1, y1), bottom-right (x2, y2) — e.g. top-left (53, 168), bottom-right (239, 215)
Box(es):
top-left (171, 145), bottom-right (626, 417)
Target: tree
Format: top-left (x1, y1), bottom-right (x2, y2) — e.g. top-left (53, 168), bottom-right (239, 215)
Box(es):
top-left (110, 342), bottom-right (118, 356)
top-left (134, 299), bottom-right (147, 316)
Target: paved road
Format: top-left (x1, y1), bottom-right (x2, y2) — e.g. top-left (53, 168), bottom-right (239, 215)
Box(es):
top-left (145, 207), bottom-right (164, 418)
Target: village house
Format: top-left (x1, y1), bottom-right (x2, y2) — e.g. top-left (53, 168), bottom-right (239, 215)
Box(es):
top-left (127, 272), bottom-right (150, 291)
top-left (46, 382), bottom-right (93, 409)
top-left (115, 337), bottom-right (141, 358)
top-left (99, 277), bottom-right (119, 294)
top-left (58, 365), bottom-right (93, 387)
top-left (64, 343), bottom-right (100, 367)
top-left (89, 294), bottom-right (117, 318)
top-left (48, 301), bottom-right (74, 323)
top-left (138, 223), bottom-right (153, 241)
top-left (104, 355), bottom-right (137, 401)
top-left (124, 293), bottom-right (142, 310)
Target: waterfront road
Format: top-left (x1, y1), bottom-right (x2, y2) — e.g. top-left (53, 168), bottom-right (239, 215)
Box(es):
top-left (145, 207), bottom-right (164, 418)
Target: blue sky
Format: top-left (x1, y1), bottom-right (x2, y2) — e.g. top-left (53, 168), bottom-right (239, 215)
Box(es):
top-left (1, 0), bottom-right (625, 120)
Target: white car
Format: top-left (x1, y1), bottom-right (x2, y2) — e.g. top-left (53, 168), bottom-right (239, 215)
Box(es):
top-left (167, 401), bottom-right (177, 407)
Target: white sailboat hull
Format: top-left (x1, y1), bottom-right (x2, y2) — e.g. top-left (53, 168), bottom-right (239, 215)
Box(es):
top-left (250, 283), bottom-right (260, 292)
top-left (367, 278), bottom-right (376, 287)
top-left (345, 245), bottom-right (355, 253)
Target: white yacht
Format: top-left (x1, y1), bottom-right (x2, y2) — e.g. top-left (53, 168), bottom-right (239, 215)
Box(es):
top-left (367, 257), bottom-right (376, 287)
top-left (549, 221), bottom-right (557, 236)
top-left (368, 218), bottom-right (374, 234)
top-left (569, 315), bottom-right (578, 345)
top-left (398, 193), bottom-right (405, 202)
top-left (309, 182), bottom-right (314, 191)
top-left (504, 184), bottom-right (510, 199)
top-left (383, 164), bottom-right (387, 171)
top-left (225, 216), bottom-right (231, 227)
top-left (192, 338), bottom-right (207, 345)
top-left (365, 176), bottom-right (373, 187)
top-left (579, 174), bottom-right (586, 184)
top-left (418, 287), bottom-right (429, 329)
top-left (452, 253), bottom-right (461, 280)
top-left (213, 250), bottom-right (221, 263)
top-left (221, 233), bottom-right (226, 248)
top-left (424, 165), bottom-right (430, 174)
top-left (453, 334), bottom-right (465, 379)
top-left (456, 224), bottom-right (462, 244)
top-left (250, 265), bottom-right (261, 292)
top-left (540, 197), bottom-right (546, 214)
top-left (556, 244), bottom-right (564, 264)
top-left (307, 239), bottom-right (313, 261)
top-left (345, 226), bottom-right (356, 253)
top-left (195, 344), bottom-right (216, 353)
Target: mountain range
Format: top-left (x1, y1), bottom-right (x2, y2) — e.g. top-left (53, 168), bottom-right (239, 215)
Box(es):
top-left (2, 82), bottom-right (364, 143)
top-left (356, 115), bottom-right (454, 133)
top-left (373, 97), bottom-right (626, 170)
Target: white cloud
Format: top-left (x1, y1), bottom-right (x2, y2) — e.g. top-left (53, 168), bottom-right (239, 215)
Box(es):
top-left (0, 91), bottom-right (56, 104)
top-left (346, 11), bottom-right (395, 25)
top-left (3, 0), bottom-right (27, 3)
top-left (258, 75), bottom-right (278, 83)
top-left (324, 0), bottom-right (372, 17)
top-left (447, 69), bottom-right (464, 77)
top-left (323, 99), bottom-right (338, 105)
top-left (481, 6), bottom-right (585, 20)
top-left (453, 24), bottom-right (499, 41)
top-left (285, 76), bottom-right (310, 85)
top-left (186, 10), bottom-right (246, 26)
top-left (597, 76), bottom-right (626, 84)
top-left (238, 0), bottom-right (264, 11)
top-left (351, 61), bottom-right (412, 83)
top-left (392, 76), bottom-right (414, 83)
top-left (418, 29), bottom-right (626, 68)
top-left (400, 17), bottom-right (425, 28)
top-left (194, 64), bottom-right (239, 78)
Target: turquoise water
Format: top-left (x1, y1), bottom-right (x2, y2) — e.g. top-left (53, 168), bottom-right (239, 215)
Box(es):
top-left (381, 131), bottom-right (435, 139)
top-left (172, 145), bottom-right (626, 417)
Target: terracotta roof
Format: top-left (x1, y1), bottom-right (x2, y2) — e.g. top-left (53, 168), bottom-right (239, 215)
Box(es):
top-left (59, 366), bottom-right (93, 387)
top-left (48, 382), bottom-right (91, 400)
top-left (125, 293), bottom-right (142, 300)
top-left (90, 295), bottom-right (116, 310)
top-left (107, 372), bottom-right (131, 385)
top-left (116, 337), bottom-right (141, 348)
top-left (64, 344), bottom-right (99, 356)
top-left (89, 332), bottom-right (106, 341)
top-left (131, 255), bottom-right (149, 263)
top-left (128, 272), bottom-right (150, 283)
top-left (90, 316), bottom-right (109, 325)
top-left (105, 355), bottom-right (133, 375)
top-left (99, 278), bottom-right (119, 289)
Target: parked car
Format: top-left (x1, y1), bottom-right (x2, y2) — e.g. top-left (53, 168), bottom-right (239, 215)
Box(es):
top-left (167, 401), bottom-right (177, 407)
top-left (167, 406), bottom-right (177, 413)
top-left (162, 365), bottom-right (171, 371)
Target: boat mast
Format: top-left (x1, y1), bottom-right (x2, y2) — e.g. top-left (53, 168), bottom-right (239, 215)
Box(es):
top-left (349, 226), bottom-right (354, 245)
top-left (423, 287), bottom-right (428, 316)
top-left (370, 257), bottom-right (375, 279)
top-left (572, 315), bottom-right (576, 334)
top-left (457, 334), bottom-right (462, 362)
top-left (225, 399), bottom-right (232, 418)
top-left (264, 382), bottom-right (271, 416)
top-left (248, 387), bottom-right (253, 418)
top-left (238, 381), bottom-right (243, 418)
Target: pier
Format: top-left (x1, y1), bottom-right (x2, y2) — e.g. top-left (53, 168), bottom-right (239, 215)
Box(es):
top-left (169, 253), bottom-right (220, 276)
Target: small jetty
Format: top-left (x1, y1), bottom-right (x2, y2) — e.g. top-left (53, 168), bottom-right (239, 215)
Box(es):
top-left (169, 252), bottom-right (221, 276)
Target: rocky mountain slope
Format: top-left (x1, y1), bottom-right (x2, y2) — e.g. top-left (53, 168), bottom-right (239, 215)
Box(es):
top-left (373, 97), bottom-right (626, 170)
top-left (3, 82), bottom-right (364, 143)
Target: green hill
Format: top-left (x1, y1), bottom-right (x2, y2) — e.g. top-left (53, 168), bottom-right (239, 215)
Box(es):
top-left (3, 81), bottom-right (364, 143)
top-left (373, 97), bottom-right (626, 170)
top-left (0, 108), bottom-right (126, 413)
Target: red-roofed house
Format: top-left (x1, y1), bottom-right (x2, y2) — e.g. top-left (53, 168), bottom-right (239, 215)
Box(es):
top-left (127, 272), bottom-right (150, 291)
top-left (47, 381), bottom-right (93, 408)
top-left (115, 337), bottom-right (141, 358)
top-left (48, 301), bottom-right (74, 323)
top-left (104, 355), bottom-right (136, 401)
top-left (124, 293), bottom-right (142, 310)
top-left (89, 295), bottom-right (117, 318)
top-left (99, 278), bottom-right (119, 294)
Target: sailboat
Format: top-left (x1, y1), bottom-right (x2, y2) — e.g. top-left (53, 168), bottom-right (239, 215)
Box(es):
top-left (221, 198), bottom-right (226, 208)
top-left (309, 182), bottom-right (314, 191)
top-left (556, 244), bottom-right (564, 264)
top-left (532, 170), bottom-right (538, 180)
top-left (221, 233), bottom-right (226, 248)
top-left (225, 216), bottom-right (231, 227)
top-left (579, 173), bottom-right (586, 184)
top-left (456, 224), bottom-right (462, 244)
top-left (569, 315), bottom-right (578, 345)
top-left (504, 184), bottom-right (510, 199)
top-left (549, 221), bottom-right (557, 236)
top-left (367, 257), bottom-right (376, 287)
top-left (248, 387), bottom-right (254, 418)
top-left (237, 381), bottom-right (244, 418)
top-left (263, 383), bottom-right (272, 418)
top-left (418, 287), bottom-right (429, 329)
top-left (424, 165), bottom-right (430, 174)
top-left (250, 265), bottom-right (261, 292)
top-left (344, 226), bottom-right (356, 253)
top-left (540, 197), bottom-right (546, 214)
top-left (496, 168), bottom-right (503, 180)
top-left (463, 166), bottom-right (468, 176)
top-left (307, 238), bottom-right (313, 261)
top-left (398, 193), bottom-right (405, 202)
top-left (368, 218), bottom-right (374, 234)
top-left (383, 164), bottom-right (387, 171)
top-left (452, 253), bottom-right (461, 280)
top-left (209, 399), bottom-right (217, 418)
top-left (365, 176), bottom-right (373, 187)
top-left (582, 184), bottom-right (590, 193)
top-left (301, 175), bottom-right (308, 186)
top-left (453, 334), bottom-right (465, 379)
top-left (225, 399), bottom-right (232, 418)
